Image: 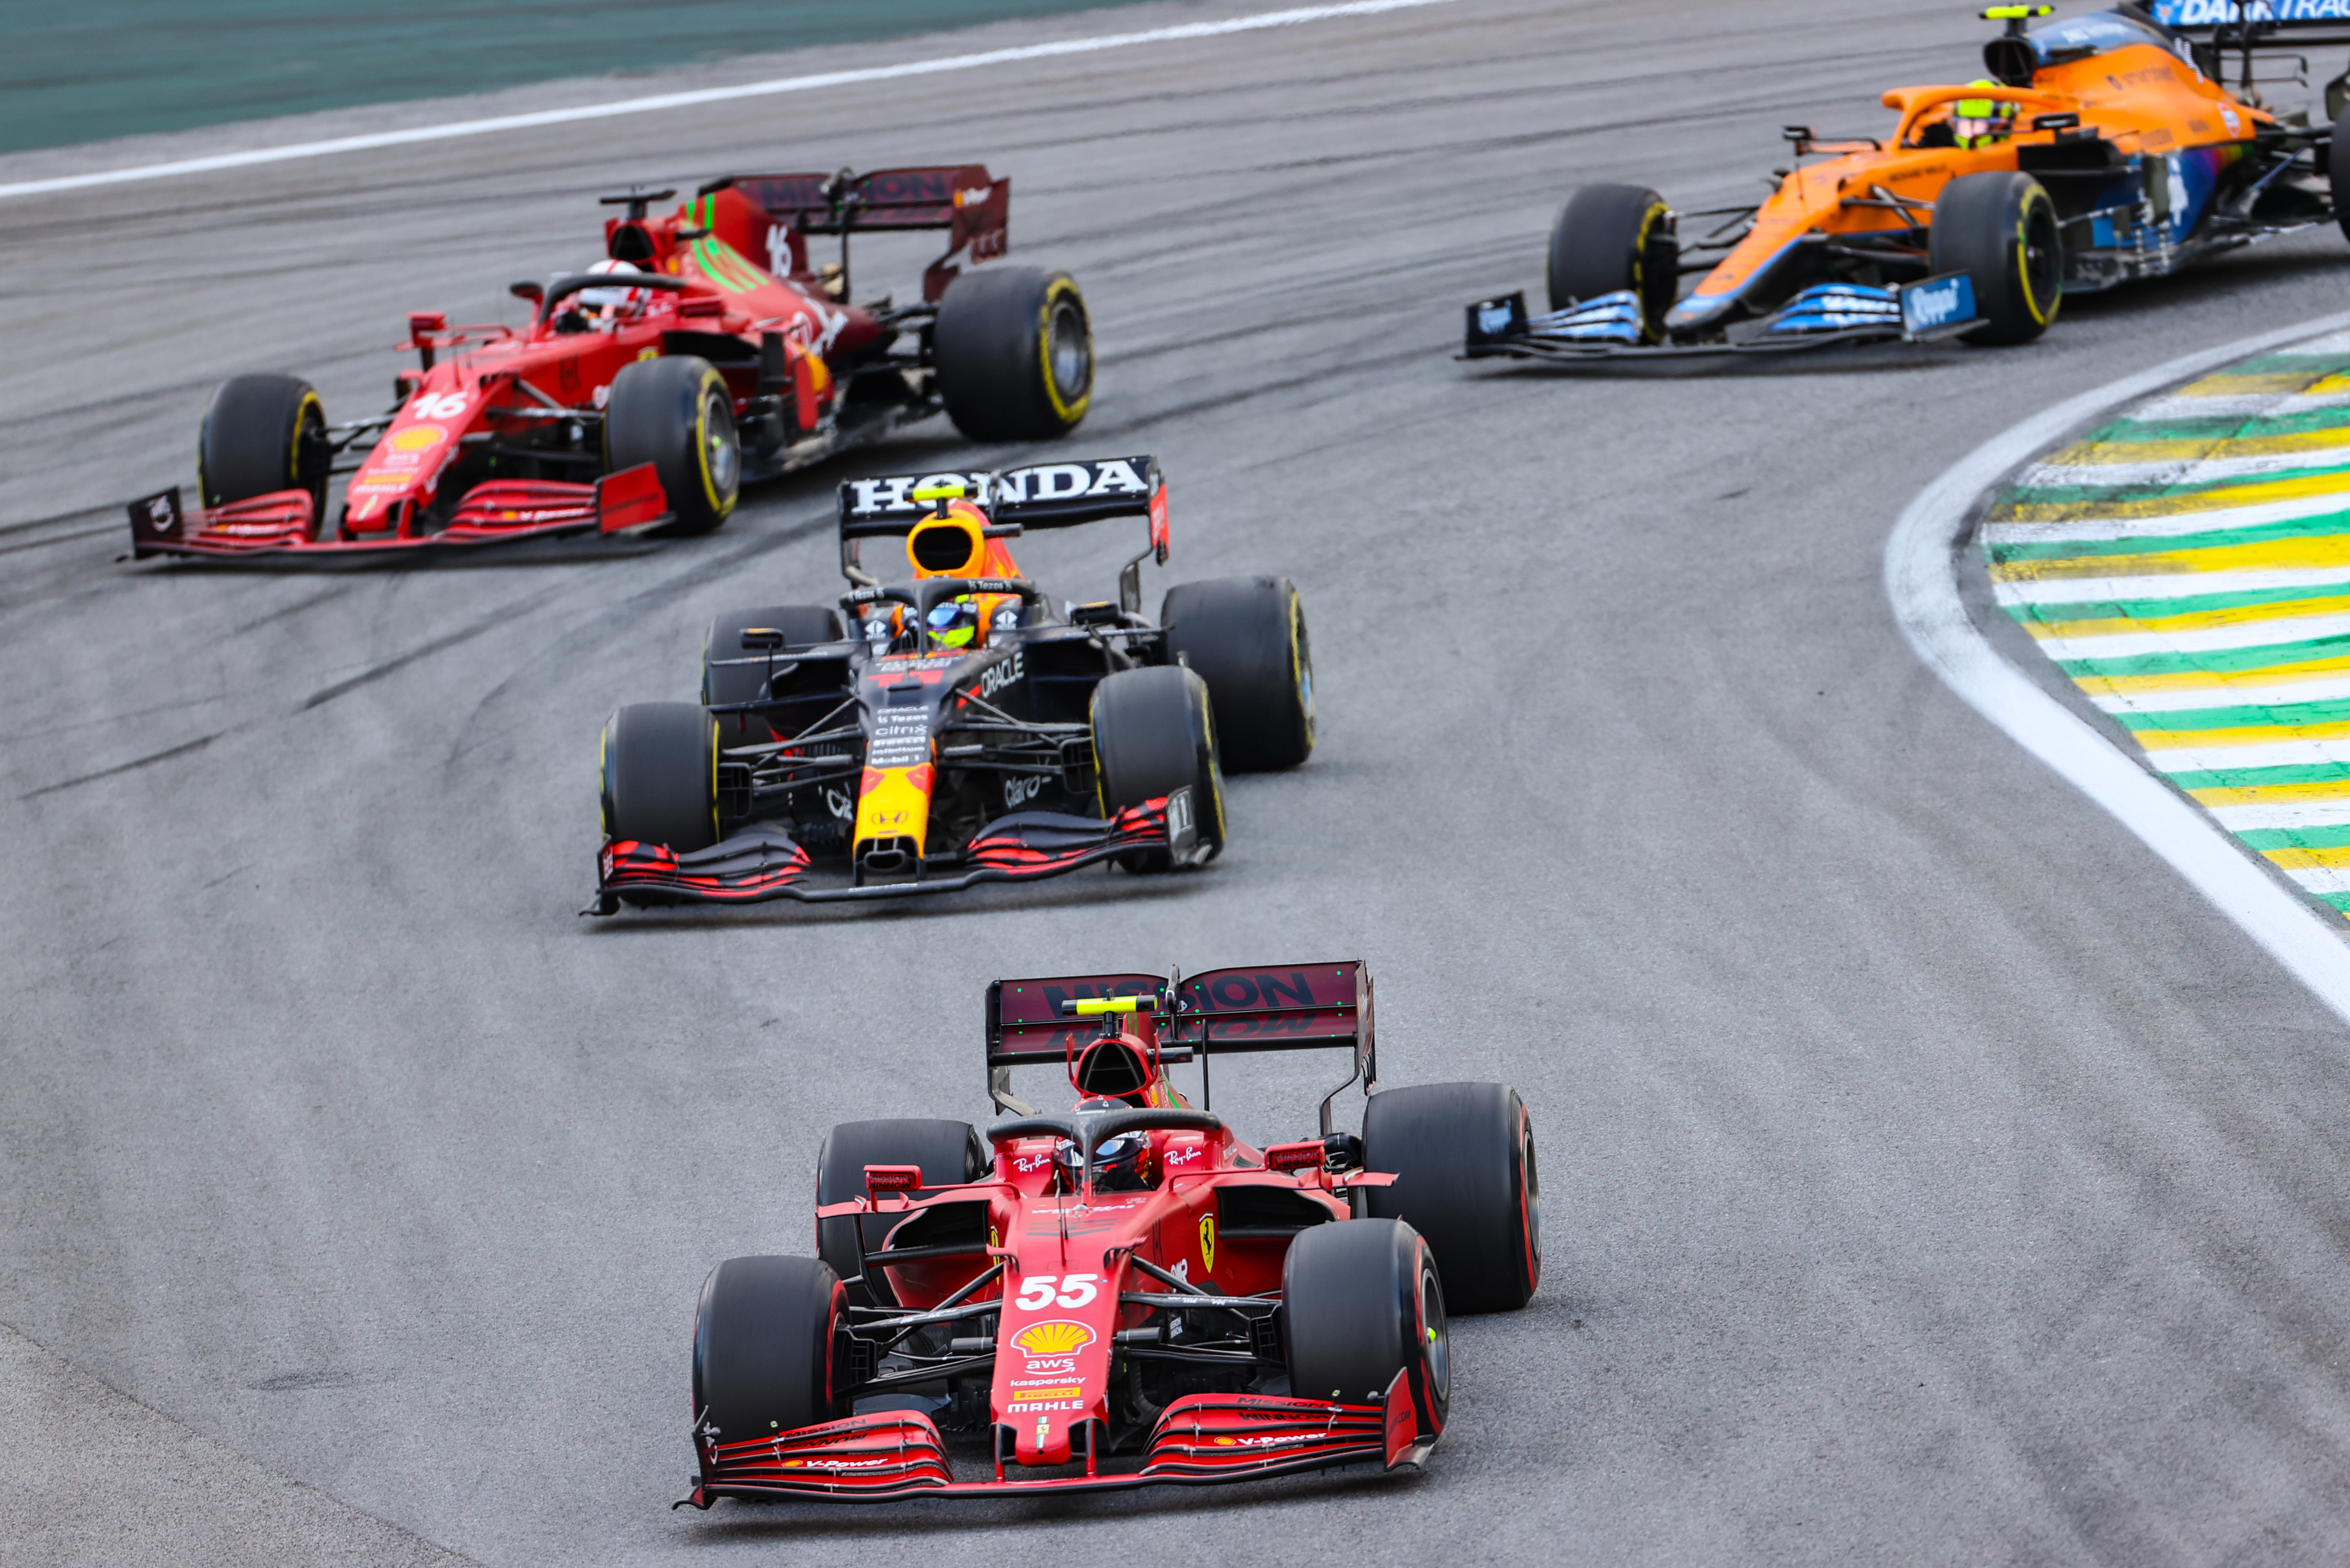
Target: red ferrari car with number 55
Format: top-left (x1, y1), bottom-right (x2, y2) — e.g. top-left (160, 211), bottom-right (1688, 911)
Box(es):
top-left (679, 961), bottom-right (1539, 1505)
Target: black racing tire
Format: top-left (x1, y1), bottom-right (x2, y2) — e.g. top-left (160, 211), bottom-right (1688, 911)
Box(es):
top-left (604, 354), bottom-right (740, 534)
top-left (815, 1119), bottom-right (987, 1307)
top-left (599, 701), bottom-right (718, 854)
top-left (1161, 576), bottom-right (1314, 773)
top-left (198, 373), bottom-right (331, 524)
top-left (1545, 183), bottom-right (1678, 340)
top-left (2332, 100), bottom-right (2350, 242)
top-left (1363, 1082), bottom-right (1540, 1314)
top-left (1928, 170), bottom-right (2062, 347)
top-left (703, 605), bottom-right (846, 746)
top-left (1090, 664), bottom-right (1226, 873)
top-left (1282, 1218), bottom-right (1449, 1438)
top-left (692, 1255), bottom-right (844, 1442)
top-left (932, 265), bottom-right (1093, 442)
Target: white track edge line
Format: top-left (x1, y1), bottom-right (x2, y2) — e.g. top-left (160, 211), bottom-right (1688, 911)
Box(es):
top-left (0, 0), bottom-right (1454, 202)
top-left (1884, 309), bottom-right (2350, 1027)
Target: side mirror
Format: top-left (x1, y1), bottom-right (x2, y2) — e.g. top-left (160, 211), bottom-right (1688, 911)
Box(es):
top-left (509, 280), bottom-right (544, 304)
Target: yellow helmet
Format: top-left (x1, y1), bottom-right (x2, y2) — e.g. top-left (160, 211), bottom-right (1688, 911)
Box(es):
top-left (1952, 79), bottom-right (2016, 149)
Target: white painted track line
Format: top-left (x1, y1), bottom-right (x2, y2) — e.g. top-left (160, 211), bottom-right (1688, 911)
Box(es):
top-left (0, 0), bottom-right (1454, 203)
top-left (1884, 311), bottom-right (2350, 1027)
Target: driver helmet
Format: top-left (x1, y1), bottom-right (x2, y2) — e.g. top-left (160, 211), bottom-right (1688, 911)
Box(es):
top-left (1951, 81), bottom-right (2018, 149)
top-left (578, 258), bottom-right (651, 322)
top-left (927, 597), bottom-right (979, 650)
top-left (1056, 1119), bottom-right (1160, 1193)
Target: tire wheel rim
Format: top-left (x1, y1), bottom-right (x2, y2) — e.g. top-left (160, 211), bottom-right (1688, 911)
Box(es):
top-left (1046, 297), bottom-right (1091, 404)
top-left (1521, 1121), bottom-right (1542, 1287)
top-left (703, 387), bottom-right (740, 504)
top-left (1290, 595), bottom-right (1316, 744)
top-left (1420, 1262), bottom-right (1450, 1406)
top-left (2018, 194), bottom-right (2062, 326)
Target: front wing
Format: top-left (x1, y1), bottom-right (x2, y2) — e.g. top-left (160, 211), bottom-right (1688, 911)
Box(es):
top-left (1462, 275), bottom-right (1983, 363)
top-left (126, 466), bottom-right (669, 559)
top-left (677, 1384), bottom-right (1427, 1506)
top-left (588, 796), bottom-right (1196, 915)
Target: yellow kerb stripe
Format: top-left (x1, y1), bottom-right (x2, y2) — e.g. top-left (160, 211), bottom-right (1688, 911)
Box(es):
top-left (2041, 426), bottom-right (2350, 465)
top-left (2078, 654), bottom-right (2350, 698)
top-left (2189, 780), bottom-right (2350, 805)
top-left (1994, 468), bottom-right (2350, 524)
top-left (2133, 718), bottom-right (2350, 750)
top-left (1992, 533), bottom-right (2350, 583)
top-left (2167, 371), bottom-right (2345, 398)
top-left (2262, 845), bottom-right (2350, 869)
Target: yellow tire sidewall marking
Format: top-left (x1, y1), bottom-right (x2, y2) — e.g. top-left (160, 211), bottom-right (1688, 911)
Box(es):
top-left (2014, 188), bottom-right (2058, 328)
top-left (1037, 276), bottom-right (1091, 428)
top-left (692, 366), bottom-right (736, 519)
top-left (1630, 201), bottom-right (1666, 344)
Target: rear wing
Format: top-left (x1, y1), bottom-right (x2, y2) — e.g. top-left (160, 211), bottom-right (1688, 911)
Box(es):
top-left (700, 165), bottom-right (1007, 302)
top-left (2133, 5), bottom-right (2350, 104)
top-left (985, 961), bottom-right (1377, 1133)
top-left (837, 458), bottom-right (1170, 595)
top-left (840, 458), bottom-right (1164, 537)
top-left (2147, 0), bottom-right (2350, 36)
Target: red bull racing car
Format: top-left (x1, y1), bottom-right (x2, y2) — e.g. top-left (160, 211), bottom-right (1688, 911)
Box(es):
top-left (128, 166), bottom-right (1094, 558)
top-left (1464, 3), bottom-right (2350, 362)
top-left (677, 960), bottom-right (1540, 1505)
top-left (590, 457), bottom-right (1314, 912)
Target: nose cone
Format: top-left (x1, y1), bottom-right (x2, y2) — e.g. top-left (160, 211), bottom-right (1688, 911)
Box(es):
top-left (1664, 292), bottom-right (1735, 333)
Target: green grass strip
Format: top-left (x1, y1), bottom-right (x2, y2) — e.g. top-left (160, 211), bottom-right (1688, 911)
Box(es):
top-left (1986, 509), bottom-right (2350, 563)
top-left (2202, 352), bottom-right (2350, 375)
top-left (2054, 633), bottom-right (2350, 678)
top-left (2086, 408), bottom-right (2350, 443)
top-left (2107, 696), bottom-right (2350, 732)
top-left (2231, 825), bottom-right (2350, 850)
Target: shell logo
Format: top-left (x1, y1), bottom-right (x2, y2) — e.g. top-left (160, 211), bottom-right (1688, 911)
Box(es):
top-left (388, 425), bottom-right (446, 451)
top-left (1010, 1321), bottom-right (1094, 1357)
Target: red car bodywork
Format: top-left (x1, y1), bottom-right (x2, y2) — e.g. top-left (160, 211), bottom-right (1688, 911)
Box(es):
top-left (128, 167), bottom-right (1011, 558)
top-left (681, 961), bottom-right (1446, 1504)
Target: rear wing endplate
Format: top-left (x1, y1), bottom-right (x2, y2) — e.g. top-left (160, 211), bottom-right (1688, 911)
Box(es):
top-left (985, 961), bottom-right (1377, 1133)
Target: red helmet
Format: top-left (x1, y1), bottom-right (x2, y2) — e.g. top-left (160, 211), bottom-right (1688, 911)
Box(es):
top-left (578, 258), bottom-right (651, 320)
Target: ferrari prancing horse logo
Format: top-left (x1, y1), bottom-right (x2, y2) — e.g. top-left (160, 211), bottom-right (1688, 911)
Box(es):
top-left (1199, 1214), bottom-right (1216, 1276)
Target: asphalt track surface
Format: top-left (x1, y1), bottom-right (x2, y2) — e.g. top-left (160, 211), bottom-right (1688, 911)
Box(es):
top-left (7, 0), bottom-right (2350, 1562)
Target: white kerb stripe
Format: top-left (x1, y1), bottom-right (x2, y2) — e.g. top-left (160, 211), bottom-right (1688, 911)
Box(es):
top-left (2210, 802), bottom-right (2350, 831)
top-left (2092, 674), bottom-right (2350, 714)
top-left (2131, 388), bottom-right (2350, 420)
top-left (1883, 307), bottom-right (2350, 1029)
top-left (2283, 866), bottom-right (2350, 895)
top-left (0, 0), bottom-right (1454, 202)
top-left (2024, 445), bottom-right (2350, 487)
top-left (1996, 565), bottom-right (2350, 605)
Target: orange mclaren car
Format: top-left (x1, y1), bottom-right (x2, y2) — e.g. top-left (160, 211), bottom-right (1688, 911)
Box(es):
top-left (1466, 3), bottom-right (2350, 360)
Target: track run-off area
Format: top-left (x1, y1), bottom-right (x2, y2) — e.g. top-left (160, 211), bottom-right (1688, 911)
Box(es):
top-left (10, 1), bottom-right (2350, 1563)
